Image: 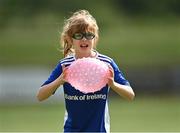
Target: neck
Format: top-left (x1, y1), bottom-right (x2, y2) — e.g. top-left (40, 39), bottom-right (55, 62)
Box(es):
top-left (75, 50), bottom-right (96, 59)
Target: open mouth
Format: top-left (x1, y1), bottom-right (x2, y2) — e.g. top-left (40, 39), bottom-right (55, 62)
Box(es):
top-left (80, 44), bottom-right (88, 48)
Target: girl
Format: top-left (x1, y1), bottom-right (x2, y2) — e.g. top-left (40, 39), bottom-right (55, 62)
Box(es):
top-left (37, 9), bottom-right (135, 132)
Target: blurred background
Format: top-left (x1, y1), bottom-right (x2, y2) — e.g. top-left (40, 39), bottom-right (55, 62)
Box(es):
top-left (0, 0), bottom-right (180, 132)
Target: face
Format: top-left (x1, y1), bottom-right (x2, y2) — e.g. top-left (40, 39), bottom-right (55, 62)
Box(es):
top-left (72, 32), bottom-right (96, 56)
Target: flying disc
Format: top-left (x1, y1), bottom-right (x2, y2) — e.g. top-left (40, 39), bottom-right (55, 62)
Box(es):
top-left (66, 57), bottom-right (110, 93)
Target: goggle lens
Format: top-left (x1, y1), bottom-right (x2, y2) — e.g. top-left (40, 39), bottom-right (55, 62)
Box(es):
top-left (72, 32), bottom-right (95, 40)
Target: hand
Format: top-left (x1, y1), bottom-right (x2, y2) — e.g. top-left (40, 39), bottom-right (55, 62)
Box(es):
top-left (107, 65), bottom-right (115, 87)
top-left (59, 64), bottom-right (68, 85)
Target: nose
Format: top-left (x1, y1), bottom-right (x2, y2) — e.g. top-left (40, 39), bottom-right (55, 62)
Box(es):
top-left (82, 36), bottom-right (87, 41)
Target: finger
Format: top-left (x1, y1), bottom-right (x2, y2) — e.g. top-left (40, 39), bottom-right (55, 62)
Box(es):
top-left (108, 64), bottom-right (113, 72)
top-left (64, 66), bottom-right (68, 71)
top-left (107, 77), bottom-right (114, 86)
top-left (61, 64), bottom-right (65, 71)
top-left (63, 69), bottom-right (68, 76)
top-left (63, 67), bottom-right (69, 75)
top-left (108, 64), bottom-right (112, 68)
top-left (63, 66), bottom-right (69, 81)
top-left (108, 65), bottom-right (114, 77)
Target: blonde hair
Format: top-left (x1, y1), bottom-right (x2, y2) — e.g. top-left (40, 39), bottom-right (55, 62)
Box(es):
top-left (60, 10), bottom-right (99, 57)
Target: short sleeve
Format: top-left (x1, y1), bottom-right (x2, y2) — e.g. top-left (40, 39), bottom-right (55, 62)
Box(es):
top-left (110, 60), bottom-right (130, 86)
top-left (41, 62), bottom-right (62, 87)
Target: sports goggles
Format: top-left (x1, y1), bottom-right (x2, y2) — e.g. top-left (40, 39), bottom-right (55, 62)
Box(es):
top-left (72, 32), bottom-right (95, 40)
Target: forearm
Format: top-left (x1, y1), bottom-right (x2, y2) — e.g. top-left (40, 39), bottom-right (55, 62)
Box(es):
top-left (110, 82), bottom-right (135, 101)
top-left (37, 77), bottom-right (63, 101)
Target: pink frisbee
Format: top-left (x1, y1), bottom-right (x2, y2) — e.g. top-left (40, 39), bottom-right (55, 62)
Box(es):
top-left (66, 57), bottom-right (110, 93)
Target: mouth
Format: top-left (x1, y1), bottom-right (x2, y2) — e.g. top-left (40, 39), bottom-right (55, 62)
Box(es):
top-left (80, 44), bottom-right (88, 48)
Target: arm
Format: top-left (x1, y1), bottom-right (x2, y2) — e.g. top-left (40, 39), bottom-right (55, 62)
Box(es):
top-left (37, 65), bottom-right (67, 101)
top-left (108, 65), bottom-right (135, 101)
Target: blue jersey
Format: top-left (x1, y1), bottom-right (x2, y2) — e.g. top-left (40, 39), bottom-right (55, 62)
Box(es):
top-left (42, 52), bottom-right (130, 132)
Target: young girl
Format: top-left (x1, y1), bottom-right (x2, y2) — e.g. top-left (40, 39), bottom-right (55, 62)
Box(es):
top-left (37, 9), bottom-right (135, 132)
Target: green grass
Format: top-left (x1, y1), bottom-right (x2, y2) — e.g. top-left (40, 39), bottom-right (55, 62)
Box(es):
top-left (110, 96), bottom-right (180, 132)
top-left (0, 96), bottom-right (180, 132)
top-left (99, 21), bottom-right (180, 67)
top-left (1, 15), bottom-right (180, 67)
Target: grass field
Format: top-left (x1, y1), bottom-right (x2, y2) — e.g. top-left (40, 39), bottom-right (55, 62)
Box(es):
top-left (0, 16), bottom-right (180, 68)
top-left (0, 96), bottom-right (180, 132)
